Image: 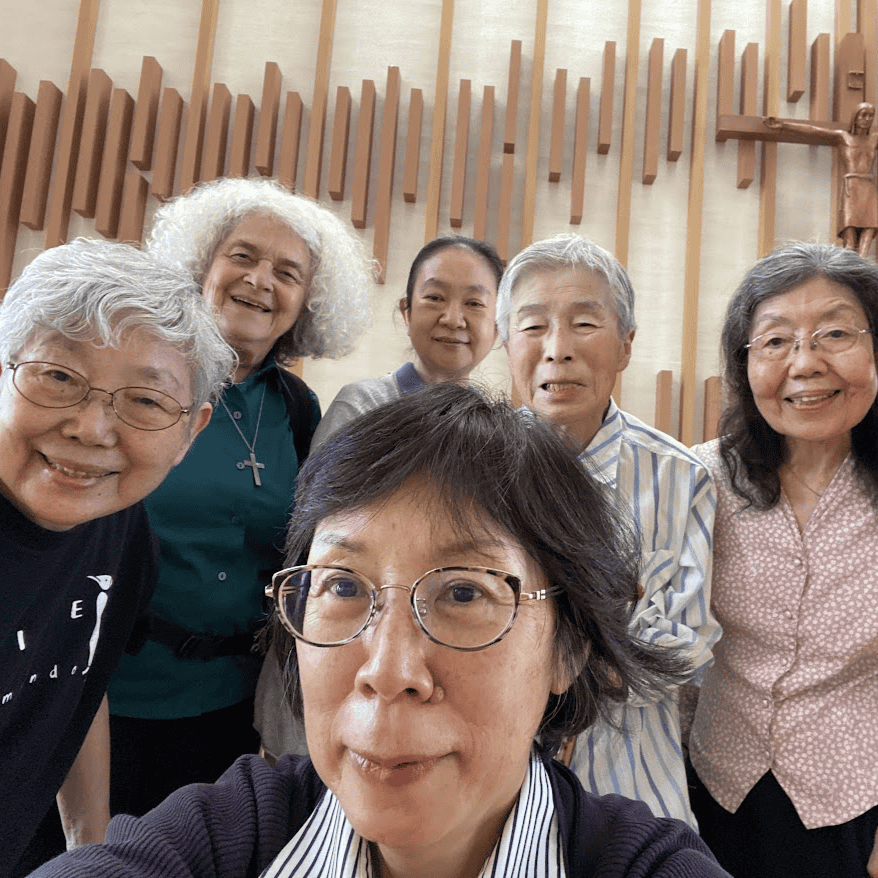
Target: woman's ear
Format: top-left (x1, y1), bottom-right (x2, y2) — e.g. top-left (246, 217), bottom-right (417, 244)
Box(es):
top-left (551, 643), bottom-right (589, 695)
top-left (399, 297), bottom-right (410, 327)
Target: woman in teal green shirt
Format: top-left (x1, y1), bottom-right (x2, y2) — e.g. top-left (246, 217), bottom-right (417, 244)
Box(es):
top-left (108, 178), bottom-right (371, 817)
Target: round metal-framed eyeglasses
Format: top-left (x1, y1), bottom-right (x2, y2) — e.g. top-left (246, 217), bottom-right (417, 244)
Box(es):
top-left (7, 361), bottom-right (192, 431)
top-left (744, 325), bottom-right (871, 361)
top-left (265, 564), bottom-right (560, 652)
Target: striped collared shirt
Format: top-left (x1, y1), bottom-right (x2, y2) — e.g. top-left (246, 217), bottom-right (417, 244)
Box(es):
top-left (568, 402), bottom-right (720, 828)
top-left (261, 751), bottom-right (566, 878)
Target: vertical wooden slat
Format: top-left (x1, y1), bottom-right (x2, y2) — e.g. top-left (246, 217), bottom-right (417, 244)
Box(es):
top-left (678, 0), bottom-right (711, 446)
top-left (643, 38), bottom-right (663, 185)
top-left (403, 88), bottom-right (423, 203)
top-left (504, 40), bottom-right (522, 154)
top-left (117, 168), bottom-right (149, 243)
top-left (598, 42), bottom-right (616, 154)
top-left (810, 34), bottom-right (831, 120)
top-left (472, 85), bottom-right (494, 241)
top-left (277, 92), bottom-right (303, 191)
top-left (757, 0), bottom-right (782, 257)
top-left (179, 0), bottom-right (219, 194)
top-left (835, 32), bottom-right (866, 126)
top-left (351, 79), bottom-right (375, 229)
top-left (702, 375), bottom-right (723, 442)
top-left (129, 56), bottom-right (162, 171)
top-left (0, 92), bottom-right (34, 292)
top-left (497, 152), bottom-right (515, 263)
top-left (303, 0), bottom-right (337, 199)
top-left (228, 94), bottom-right (254, 178)
top-left (0, 60), bottom-right (17, 165)
top-left (72, 68), bottom-right (112, 219)
top-left (549, 69), bottom-right (566, 182)
top-left (328, 85), bottom-right (351, 201)
top-left (449, 79), bottom-right (471, 229)
top-left (152, 87), bottom-right (183, 201)
top-left (424, 0), bottom-right (454, 241)
top-left (716, 30), bottom-right (735, 132)
top-left (654, 370), bottom-right (673, 435)
top-left (254, 62), bottom-right (282, 176)
top-left (738, 43), bottom-right (758, 189)
top-left (94, 87), bottom-right (134, 239)
top-left (788, 0), bottom-right (806, 102)
top-left (521, 0), bottom-right (547, 249)
top-left (20, 81), bottom-right (63, 231)
top-left (373, 66), bottom-right (400, 284)
top-left (570, 77), bottom-right (590, 225)
top-left (614, 0), bottom-right (641, 270)
top-left (860, 0), bottom-right (877, 105)
top-left (44, 0), bottom-right (100, 247)
top-left (201, 83), bottom-right (231, 183)
top-left (668, 49), bottom-right (687, 161)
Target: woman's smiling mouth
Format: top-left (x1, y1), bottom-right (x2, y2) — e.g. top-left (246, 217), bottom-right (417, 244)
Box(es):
top-left (40, 452), bottom-right (118, 480)
top-left (230, 294), bottom-right (271, 313)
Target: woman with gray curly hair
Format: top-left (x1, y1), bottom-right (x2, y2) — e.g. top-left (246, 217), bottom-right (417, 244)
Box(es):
top-left (108, 177), bottom-right (372, 819)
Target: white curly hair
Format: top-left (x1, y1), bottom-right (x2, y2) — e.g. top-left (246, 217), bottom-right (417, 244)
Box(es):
top-left (147, 177), bottom-right (373, 361)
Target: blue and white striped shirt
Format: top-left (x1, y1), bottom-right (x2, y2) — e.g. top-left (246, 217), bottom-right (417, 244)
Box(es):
top-left (568, 402), bottom-right (720, 828)
top-left (261, 751), bottom-right (565, 878)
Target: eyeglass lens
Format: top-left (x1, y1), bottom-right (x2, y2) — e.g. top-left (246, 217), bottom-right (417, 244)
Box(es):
top-left (11, 362), bottom-right (184, 431)
top-left (748, 326), bottom-right (868, 360)
top-left (277, 566), bottom-right (519, 650)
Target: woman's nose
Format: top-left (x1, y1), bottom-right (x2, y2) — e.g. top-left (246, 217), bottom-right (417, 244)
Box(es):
top-left (245, 259), bottom-right (274, 291)
top-left (354, 590), bottom-right (435, 703)
top-left (439, 301), bottom-right (465, 328)
top-left (61, 391), bottom-right (120, 445)
top-left (788, 336), bottom-right (827, 375)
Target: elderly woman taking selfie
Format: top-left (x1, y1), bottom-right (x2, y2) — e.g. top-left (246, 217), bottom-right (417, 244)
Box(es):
top-left (689, 242), bottom-right (878, 878)
top-left (256, 233), bottom-right (502, 762)
top-left (108, 177), bottom-right (371, 817)
top-left (33, 384), bottom-right (729, 878)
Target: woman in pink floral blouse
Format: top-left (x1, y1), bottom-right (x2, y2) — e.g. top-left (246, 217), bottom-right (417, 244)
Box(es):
top-left (689, 242), bottom-right (878, 878)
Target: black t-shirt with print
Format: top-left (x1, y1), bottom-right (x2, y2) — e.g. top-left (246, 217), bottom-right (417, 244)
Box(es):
top-left (0, 493), bottom-right (157, 877)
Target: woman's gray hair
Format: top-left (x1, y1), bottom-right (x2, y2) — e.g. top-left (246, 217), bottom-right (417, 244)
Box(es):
top-left (0, 238), bottom-right (236, 409)
top-left (146, 177), bottom-right (372, 361)
top-left (496, 233), bottom-right (636, 341)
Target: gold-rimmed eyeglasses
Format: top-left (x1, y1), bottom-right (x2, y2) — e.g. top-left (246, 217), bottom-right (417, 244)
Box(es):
top-left (745, 325), bottom-right (871, 361)
top-left (265, 564), bottom-right (560, 651)
top-left (7, 361), bottom-right (192, 431)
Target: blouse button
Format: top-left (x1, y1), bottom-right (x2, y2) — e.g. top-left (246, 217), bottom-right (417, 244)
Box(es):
top-left (218, 571), bottom-right (227, 581)
top-left (793, 557), bottom-right (804, 567)
top-left (232, 411), bottom-right (242, 420)
top-left (231, 515), bottom-right (241, 525)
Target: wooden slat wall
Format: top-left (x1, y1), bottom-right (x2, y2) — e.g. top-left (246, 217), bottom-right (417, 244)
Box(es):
top-left (44, 0), bottom-right (99, 247)
top-left (449, 79), bottom-right (470, 228)
top-left (179, 0), bottom-right (219, 195)
top-left (277, 91), bottom-right (303, 191)
top-left (20, 81), bottom-right (63, 231)
top-left (403, 88), bottom-right (423, 203)
top-left (72, 69), bottom-right (112, 219)
top-left (5, 0), bottom-right (876, 439)
top-left (327, 86), bottom-right (351, 202)
top-left (129, 56), bottom-right (162, 172)
top-left (254, 62), bottom-right (282, 177)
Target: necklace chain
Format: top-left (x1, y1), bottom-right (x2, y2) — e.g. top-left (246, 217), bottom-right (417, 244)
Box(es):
top-left (787, 466), bottom-right (825, 499)
top-left (220, 384), bottom-right (267, 486)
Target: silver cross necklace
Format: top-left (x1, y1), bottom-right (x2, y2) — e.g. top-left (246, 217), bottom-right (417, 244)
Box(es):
top-left (220, 384), bottom-right (267, 486)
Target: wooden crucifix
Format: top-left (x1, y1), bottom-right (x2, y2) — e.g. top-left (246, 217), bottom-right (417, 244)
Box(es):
top-left (715, 31), bottom-right (877, 257)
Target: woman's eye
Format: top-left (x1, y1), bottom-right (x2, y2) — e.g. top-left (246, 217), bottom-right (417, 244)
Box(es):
top-left (326, 577), bottom-right (366, 599)
top-left (45, 368), bottom-right (75, 384)
top-left (764, 334), bottom-right (789, 348)
top-left (466, 300), bottom-right (486, 309)
top-left (229, 251), bottom-right (252, 263)
top-left (438, 581), bottom-right (484, 605)
top-left (518, 323), bottom-right (544, 333)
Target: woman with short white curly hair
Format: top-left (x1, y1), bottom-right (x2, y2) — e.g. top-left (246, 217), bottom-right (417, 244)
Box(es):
top-left (108, 177), bottom-right (372, 819)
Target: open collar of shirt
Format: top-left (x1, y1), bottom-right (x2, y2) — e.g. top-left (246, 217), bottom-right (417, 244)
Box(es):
top-left (577, 400), bottom-right (624, 489)
top-left (260, 750), bottom-right (565, 878)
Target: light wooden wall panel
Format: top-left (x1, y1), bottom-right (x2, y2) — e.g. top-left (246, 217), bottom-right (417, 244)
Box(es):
top-left (570, 77), bottom-right (589, 225)
top-left (202, 83), bottom-right (231, 183)
top-left (228, 93), bottom-right (254, 178)
top-left (152, 87), bottom-right (183, 201)
top-left (598, 42), bottom-right (615, 155)
top-left (548, 69), bottom-right (566, 183)
top-left (129, 56), bottom-right (162, 171)
top-left (118, 168), bottom-right (148, 243)
top-left (94, 86), bottom-right (133, 239)
top-left (643, 39), bottom-right (663, 185)
top-left (472, 85), bottom-right (494, 241)
top-left (787, 0), bottom-right (806, 101)
top-left (20, 81), bottom-right (62, 231)
top-left (72, 68), bottom-right (112, 219)
top-left (254, 62), bottom-right (282, 177)
top-left (0, 60), bottom-right (17, 163)
top-left (303, 0), bottom-right (337, 199)
top-left (373, 66), bottom-right (400, 284)
top-left (449, 79), bottom-right (470, 228)
top-left (403, 88), bottom-right (423, 203)
top-left (668, 49), bottom-right (686, 161)
top-left (0, 92), bottom-right (34, 290)
top-left (277, 91), bottom-right (303, 191)
top-left (350, 79), bottom-right (375, 230)
top-left (328, 85), bottom-right (351, 202)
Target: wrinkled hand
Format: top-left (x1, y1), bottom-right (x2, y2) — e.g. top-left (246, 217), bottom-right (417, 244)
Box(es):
top-left (764, 116), bottom-right (781, 129)
top-left (867, 826), bottom-right (878, 877)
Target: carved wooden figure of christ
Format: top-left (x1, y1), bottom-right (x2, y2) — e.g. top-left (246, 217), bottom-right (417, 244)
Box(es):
top-left (764, 103), bottom-right (878, 257)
